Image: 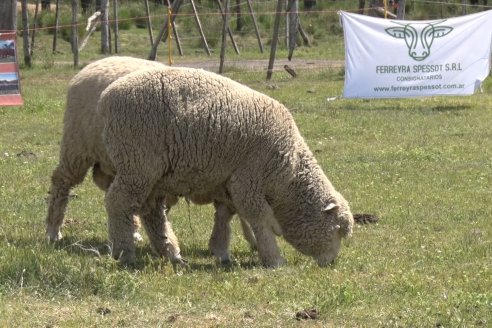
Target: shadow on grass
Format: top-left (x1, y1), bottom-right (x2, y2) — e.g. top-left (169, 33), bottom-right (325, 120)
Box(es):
top-left (50, 236), bottom-right (262, 272)
top-left (341, 101), bottom-right (471, 112)
top-left (429, 104), bottom-right (471, 112)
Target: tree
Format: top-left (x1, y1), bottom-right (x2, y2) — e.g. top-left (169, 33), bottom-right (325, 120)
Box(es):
top-left (0, 0), bottom-right (17, 32)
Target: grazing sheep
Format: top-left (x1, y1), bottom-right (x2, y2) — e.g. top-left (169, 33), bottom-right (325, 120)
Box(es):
top-left (99, 67), bottom-right (354, 268)
top-left (45, 56), bottom-right (167, 245)
top-left (45, 56), bottom-right (257, 266)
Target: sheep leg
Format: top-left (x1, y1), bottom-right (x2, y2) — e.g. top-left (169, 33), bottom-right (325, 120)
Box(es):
top-left (105, 174), bottom-right (153, 265)
top-left (228, 176), bottom-right (285, 268)
top-left (239, 218), bottom-right (257, 251)
top-left (45, 159), bottom-right (91, 242)
top-left (92, 164), bottom-right (143, 242)
top-left (139, 194), bottom-right (188, 269)
top-left (91, 163), bottom-right (113, 191)
top-left (247, 214), bottom-right (285, 268)
top-left (208, 201), bottom-right (235, 264)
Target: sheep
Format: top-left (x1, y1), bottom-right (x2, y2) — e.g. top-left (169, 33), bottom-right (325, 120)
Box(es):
top-left (98, 67), bottom-right (354, 268)
top-left (45, 56), bottom-right (255, 266)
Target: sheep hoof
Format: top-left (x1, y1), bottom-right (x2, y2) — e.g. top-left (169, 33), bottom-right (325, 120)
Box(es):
top-left (172, 257), bottom-right (190, 273)
top-left (113, 248), bottom-right (136, 266)
top-left (262, 257), bottom-right (286, 269)
top-left (219, 258), bottom-right (232, 266)
top-left (47, 230), bottom-right (62, 242)
top-left (133, 232), bottom-right (143, 243)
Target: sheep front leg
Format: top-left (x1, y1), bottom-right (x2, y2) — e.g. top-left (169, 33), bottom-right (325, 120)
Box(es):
top-left (140, 194), bottom-right (188, 269)
top-left (105, 175), bottom-right (149, 265)
top-left (228, 176), bottom-right (285, 268)
top-left (248, 217), bottom-right (285, 268)
top-left (92, 164), bottom-right (143, 243)
top-left (208, 202), bottom-right (235, 264)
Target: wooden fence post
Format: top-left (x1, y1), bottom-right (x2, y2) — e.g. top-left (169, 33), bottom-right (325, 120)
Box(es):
top-left (148, 0), bottom-right (183, 60)
top-left (286, 0), bottom-right (298, 60)
top-left (144, 0), bottom-right (154, 46)
top-left (216, 0), bottom-right (240, 54)
top-left (397, 0), bottom-right (405, 19)
top-left (245, 0), bottom-right (263, 53)
top-left (30, 0), bottom-right (40, 56)
top-left (190, 0), bottom-right (211, 56)
top-left (267, 0), bottom-right (283, 80)
top-left (101, 0), bottom-right (110, 54)
top-left (21, 0), bottom-right (32, 67)
top-left (113, 0), bottom-right (119, 53)
top-left (72, 0), bottom-right (79, 68)
top-left (219, 0), bottom-right (230, 74)
top-left (52, 0), bottom-right (60, 53)
top-left (166, 0), bottom-right (183, 56)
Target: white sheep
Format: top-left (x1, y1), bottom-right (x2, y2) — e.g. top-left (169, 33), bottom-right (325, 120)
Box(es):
top-left (45, 56), bottom-right (255, 266)
top-left (99, 67), bottom-right (354, 268)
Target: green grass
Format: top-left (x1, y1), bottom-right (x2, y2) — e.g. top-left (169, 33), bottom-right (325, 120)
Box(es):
top-left (1, 2), bottom-right (491, 327)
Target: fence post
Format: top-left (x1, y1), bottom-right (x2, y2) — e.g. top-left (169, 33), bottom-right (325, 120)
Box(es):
top-left (52, 0), bottom-right (60, 53)
top-left (113, 0), bottom-right (119, 53)
top-left (72, 0), bottom-right (79, 68)
top-left (101, 0), bottom-right (110, 54)
top-left (217, 0), bottom-right (240, 54)
top-left (246, 0), bottom-right (263, 53)
top-left (190, 0), bottom-right (211, 56)
top-left (144, 0), bottom-right (154, 46)
top-left (219, 0), bottom-right (230, 74)
top-left (397, 0), bottom-right (405, 19)
top-left (148, 0), bottom-right (183, 60)
top-left (30, 0), bottom-right (40, 56)
top-left (21, 0), bottom-right (32, 67)
top-left (267, 0), bottom-right (283, 80)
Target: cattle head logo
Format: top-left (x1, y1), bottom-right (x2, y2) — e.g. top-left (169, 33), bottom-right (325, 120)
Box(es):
top-left (385, 21), bottom-right (453, 61)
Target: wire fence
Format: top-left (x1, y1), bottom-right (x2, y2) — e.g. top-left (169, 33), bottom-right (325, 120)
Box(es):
top-left (13, 0), bottom-right (492, 76)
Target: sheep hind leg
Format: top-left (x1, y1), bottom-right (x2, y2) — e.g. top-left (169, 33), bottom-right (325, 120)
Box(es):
top-left (208, 202), bottom-right (235, 264)
top-left (45, 159), bottom-right (91, 242)
top-left (139, 193), bottom-right (188, 269)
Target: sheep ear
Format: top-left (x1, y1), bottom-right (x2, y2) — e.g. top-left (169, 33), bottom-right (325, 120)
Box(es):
top-left (323, 202), bottom-right (339, 212)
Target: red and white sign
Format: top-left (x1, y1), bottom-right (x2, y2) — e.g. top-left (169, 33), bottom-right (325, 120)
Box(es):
top-left (0, 32), bottom-right (22, 106)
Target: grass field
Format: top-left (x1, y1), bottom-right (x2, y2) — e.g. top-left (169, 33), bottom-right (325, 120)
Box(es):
top-left (1, 1), bottom-right (491, 327)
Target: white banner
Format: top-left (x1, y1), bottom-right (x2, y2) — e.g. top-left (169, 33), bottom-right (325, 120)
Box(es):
top-left (340, 10), bottom-right (492, 98)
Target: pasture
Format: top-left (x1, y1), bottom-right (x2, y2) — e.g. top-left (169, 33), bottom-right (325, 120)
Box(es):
top-left (1, 1), bottom-right (491, 326)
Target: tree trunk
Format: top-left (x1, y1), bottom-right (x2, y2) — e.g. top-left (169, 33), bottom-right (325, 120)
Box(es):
top-left (0, 0), bottom-right (17, 32)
